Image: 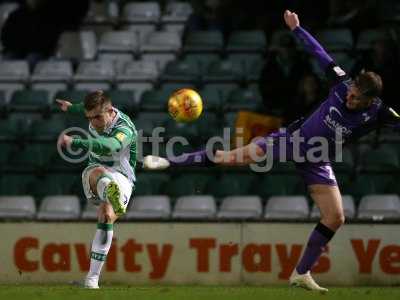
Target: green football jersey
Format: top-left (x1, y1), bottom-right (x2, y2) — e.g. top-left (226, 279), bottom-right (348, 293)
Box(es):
top-left (72, 108), bottom-right (137, 184)
top-left (89, 109), bottom-right (137, 183)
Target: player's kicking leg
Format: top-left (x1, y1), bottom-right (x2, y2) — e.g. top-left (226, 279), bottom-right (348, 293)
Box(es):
top-left (81, 166), bottom-right (132, 289)
top-left (290, 183), bottom-right (344, 293)
top-left (143, 142), bottom-right (265, 169)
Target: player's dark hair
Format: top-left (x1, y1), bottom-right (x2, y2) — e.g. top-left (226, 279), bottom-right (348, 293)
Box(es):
top-left (354, 71), bottom-right (383, 98)
top-left (84, 90), bottom-right (112, 111)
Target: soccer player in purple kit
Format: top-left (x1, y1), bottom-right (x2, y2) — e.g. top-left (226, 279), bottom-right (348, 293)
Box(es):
top-left (144, 10), bottom-right (400, 292)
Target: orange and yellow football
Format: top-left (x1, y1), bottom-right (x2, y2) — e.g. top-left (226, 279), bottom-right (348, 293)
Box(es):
top-left (168, 88), bottom-right (203, 122)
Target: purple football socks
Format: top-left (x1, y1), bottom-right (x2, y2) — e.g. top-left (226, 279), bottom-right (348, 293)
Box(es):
top-left (296, 222), bottom-right (335, 274)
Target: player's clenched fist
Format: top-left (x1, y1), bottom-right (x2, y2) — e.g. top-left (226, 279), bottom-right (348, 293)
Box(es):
top-left (284, 10), bottom-right (300, 31)
top-left (55, 99), bottom-right (72, 112)
top-left (57, 134), bottom-right (73, 148)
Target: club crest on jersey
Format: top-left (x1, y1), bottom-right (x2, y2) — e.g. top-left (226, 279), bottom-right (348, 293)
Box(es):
top-left (116, 132), bottom-right (126, 142)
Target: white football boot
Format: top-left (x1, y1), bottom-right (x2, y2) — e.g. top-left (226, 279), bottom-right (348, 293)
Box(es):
top-left (143, 155), bottom-right (170, 170)
top-left (84, 277), bottom-right (99, 289)
top-left (71, 278), bottom-right (99, 289)
top-left (289, 269), bottom-right (328, 293)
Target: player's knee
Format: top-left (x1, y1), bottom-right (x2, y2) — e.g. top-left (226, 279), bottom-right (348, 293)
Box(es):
top-left (89, 167), bottom-right (107, 191)
top-left (325, 212), bottom-right (345, 229)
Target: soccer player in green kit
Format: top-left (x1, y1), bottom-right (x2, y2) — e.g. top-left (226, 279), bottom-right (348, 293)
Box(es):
top-left (57, 90), bottom-right (137, 288)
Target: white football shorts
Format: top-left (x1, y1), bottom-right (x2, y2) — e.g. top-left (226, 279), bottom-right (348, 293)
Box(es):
top-left (82, 164), bottom-right (133, 214)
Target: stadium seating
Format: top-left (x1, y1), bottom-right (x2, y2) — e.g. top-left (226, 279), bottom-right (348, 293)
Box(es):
top-left (0, 114), bottom-right (30, 141)
top-left (203, 59), bottom-right (243, 83)
top-left (29, 117), bottom-right (66, 141)
top-left (184, 31), bottom-right (224, 53)
top-left (226, 30), bottom-right (267, 53)
top-left (140, 31), bottom-right (182, 53)
top-left (0, 60), bottom-right (29, 83)
top-left (217, 196), bottom-right (263, 220)
top-left (98, 53), bottom-right (135, 68)
top-left (197, 86), bottom-right (222, 112)
top-left (315, 29), bottom-right (353, 52)
top-left (139, 89), bottom-right (170, 111)
top-left (141, 52), bottom-right (177, 72)
top-left (31, 60), bottom-right (73, 83)
top-left (161, 59), bottom-right (201, 83)
top-left (125, 195), bottom-right (171, 220)
top-left (359, 145), bottom-right (399, 172)
top-left (264, 196), bottom-right (309, 220)
top-left (56, 31), bottom-right (97, 61)
top-left (74, 61), bottom-right (115, 91)
top-left (134, 172), bottom-right (170, 195)
top-left (351, 174), bottom-right (393, 200)
top-left (98, 31), bottom-right (139, 54)
top-left (0, 61), bottom-right (30, 102)
top-left (165, 173), bottom-right (211, 197)
top-left (0, 174), bottom-right (37, 196)
top-left (331, 147), bottom-right (355, 173)
top-left (224, 87), bottom-right (263, 111)
top-left (105, 90), bottom-right (136, 112)
top-left (206, 173), bottom-right (255, 198)
top-left (37, 195), bottom-right (81, 221)
top-left (9, 90), bottom-right (50, 113)
top-left (122, 2), bottom-right (161, 24)
top-left (0, 143), bottom-right (15, 167)
top-left (31, 174), bottom-right (75, 199)
top-left (357, 194), bottom-right (400, 221)
top-left (0, 195), bottom-right (36, 220)
top-left (256, 175), bottom-right (305, 197)
top-left (84, 0), bottom-right (119, 25)
top-left (133, 112), bottom-right (169, 136)
top-left (172, 195), bottom-right (216, 220)
top-left (161, 1), bottom-right (193, 23)
top-left (81, 200), bottom-right (98, 220)
top-left (164, 118), bottom-right (199, 141)
top-left (269, 29), bottom-right (301, 50)
top-left (116, 60), bottom-right (160, 83)
top-left (122, 24), bottom-right (157, 43)
top-left (356, 29), bottom-right (388, 51)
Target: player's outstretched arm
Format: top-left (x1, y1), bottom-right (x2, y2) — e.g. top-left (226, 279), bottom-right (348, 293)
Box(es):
top-left (284, 10), bottom-right (337, 74)
top-left (55, 99), bottom-right (85, 114)
top-left (55, 99), bottom-right (72, 112)
top-left (58, 128), bottom-right (133, 157)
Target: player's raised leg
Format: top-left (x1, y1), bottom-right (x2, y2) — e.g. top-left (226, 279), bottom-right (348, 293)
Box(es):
top-left (143, 142), bottom-right (266, 169)
top-left (290, 184), bottom-right (344, 293)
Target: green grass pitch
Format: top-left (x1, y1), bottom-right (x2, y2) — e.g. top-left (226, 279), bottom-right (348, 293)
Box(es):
top-left (1, 285), bottom-right (400, 300)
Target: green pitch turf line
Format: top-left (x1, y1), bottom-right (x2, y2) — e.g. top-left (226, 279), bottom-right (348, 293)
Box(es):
top-left (0, 285), bottom-right (399, 300)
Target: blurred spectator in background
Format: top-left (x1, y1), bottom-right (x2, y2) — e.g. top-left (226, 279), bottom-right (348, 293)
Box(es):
top-left (351, 38), bottom-right (400, 110)
top-left (259, 34), bottom-right (311, 116)
top-left (285, 72), bottom-right (326, 125)
top-left (1, 0), bottom-right (89, 68)
top-left (327, 0), bottom-right (378, 36)
top-left (184, 0), bottom-right (234, 41)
